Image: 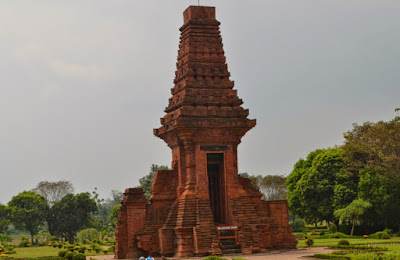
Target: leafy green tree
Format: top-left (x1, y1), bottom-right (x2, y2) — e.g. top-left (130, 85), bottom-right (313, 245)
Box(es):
top-left (32, 181), bottom-right (74, 236)
top-left (109, 204), bottom-right (122, 229)
top-left (0, 234), bottom-right (12, 245)
top-left (286, 149), bottom-right (324, 222)
top-left (343, 116), bottom-right (400, 186)
top-left (139, 164), bottom-right (170, 200)
top-left (334, 199), bottom-right (371, 236)
top-left (52, 192), bottom-right (97, 242)
top-left (8, 191), bottom-right (47, 243)
top-left (76, 228), bottom-right (99, 243)
top-left (287, 148), bottom-right (355, 227)
top-left (0, 204), bottom-right (11, 234)
top-left (343, 116), bottom-right (400, 231)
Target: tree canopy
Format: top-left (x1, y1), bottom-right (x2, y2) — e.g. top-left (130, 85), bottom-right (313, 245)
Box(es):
top-left (8, 191), bottom-right (48, 243)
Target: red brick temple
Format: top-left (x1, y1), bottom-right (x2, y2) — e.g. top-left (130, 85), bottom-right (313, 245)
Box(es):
top-left (115, 6), bottom-right (297, 258)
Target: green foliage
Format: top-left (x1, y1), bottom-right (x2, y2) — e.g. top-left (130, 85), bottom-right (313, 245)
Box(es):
top-left (337, 240), bottom-right (350, 246)
top-left (320, 232), bottom-right (350, 239)
top-left (8, 191), bottom-right (48, 243)
top-left (65, 251), bottom-right (74, 260)
top-left (0, 234), bottom-right (12, 245)
top-left (58, 250), bottom-right (68, 257)
top-left (290, 218), bottom-right (306, 232)
top-left (314, 253), bottom-right (351, 259)
top-left (343, 117), bottom-right (400, 229)
top-left (369, 231), bottom-right (391, 239)
top-left (330, 224), bottom-right (338, 233)
top-left (381, 233), bottom-right (391, 239)
top-left (109, 204), bottom-right (121, 229)
top-left (76, 228), bottom-right (99, 243)
top-left (352, 253), bottom-right (400, 260)
top-left (0, 205), bottom-right (11, 234)
top-left (139, 164), bottom-right (170, 201)
top-left (305, 238), bottom-right (314, 247)
top-left (203, 256), bottom-right (227, 260)
top-left (73, 253), bottom-right (86, 260)
top-left (334, 199), bottom-right (371, 236)
top-left (51, 192), bottom-right (97, 242)
top-left (287, 148), bottom-right (354, 225)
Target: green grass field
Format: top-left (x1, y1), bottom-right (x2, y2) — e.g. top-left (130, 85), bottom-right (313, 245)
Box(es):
top-left (297, 237), bottom-right (400, 248)
top-left (8, 246), bottom-right (110, 258)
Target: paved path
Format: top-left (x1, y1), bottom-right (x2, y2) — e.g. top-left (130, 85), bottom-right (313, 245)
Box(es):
top-left (87, 247), bottom-right (334, 260)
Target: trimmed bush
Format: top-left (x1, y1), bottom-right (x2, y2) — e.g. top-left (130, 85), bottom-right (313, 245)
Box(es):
top-left (203, 256), bottom-right (227, 260)
top-left (381, 233), bottom-right (391, 239)
top-left (320, 232), bottom-right (349, 239)
top-left (73, 253), bottom-right (86, 260)
top-left (58, 250), bottom-right (68, 258)
top-left (305, 238), bottom-right (314, 247)
top-left (369, 231), bottom-right (390, 239)
top-left (329, 224), bottom-right (338, 233)
top-left (314, 253), bottom-right (351, 259)
top-left (65, 252), bottom-right (74, 260)
top-left (337, 240), bottom-right (350, 246)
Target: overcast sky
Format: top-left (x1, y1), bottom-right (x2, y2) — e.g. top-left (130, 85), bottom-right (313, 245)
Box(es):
top-left (1, 0), bottom-right (399, 204)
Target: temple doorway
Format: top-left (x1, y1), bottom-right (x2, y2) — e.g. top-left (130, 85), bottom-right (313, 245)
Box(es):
top-left (207, 153), bottom-right (226, 224)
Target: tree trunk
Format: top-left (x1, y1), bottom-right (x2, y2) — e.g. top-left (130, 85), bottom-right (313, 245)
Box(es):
top-left (326, 221), bottom-right (330, 230)
top-left (350, 222), bottom-right (355, 236)
top-left (30, 231), bottom-right (34, 244)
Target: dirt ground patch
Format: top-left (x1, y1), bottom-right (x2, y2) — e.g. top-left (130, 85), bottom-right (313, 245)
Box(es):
top-left (87, 247), bottom-right (334, 260)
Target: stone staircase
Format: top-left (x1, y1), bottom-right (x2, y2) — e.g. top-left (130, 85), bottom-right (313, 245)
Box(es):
top-left (220, 238), bottom-right (241, 255)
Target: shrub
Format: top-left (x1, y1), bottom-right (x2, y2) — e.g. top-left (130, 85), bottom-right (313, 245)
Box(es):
top-left (73, 253), bottom-right (86, 260)
top-left (320, 232), bottom-right (349, 239)
top-left (103, 249), bottom-right (109, 254)
top-left (203, 256), bottom-right (227, 260)
top-left (320, 231), bottom-right (325, 236)
top-left (290, 219), bottom-right (306, 232)
top-left (59, 250), bottom-right (68, 258)
top-left (381, 233), bottom-right (391, 239)
top-left (65, 252), bottom-right (74, 260)
top-left (0, 254), bottom-right (9, 259)
top-left (337, 240), bottom-right (350, 246)
top-left (329, 224), bottom-right (338, 233)
top-left (305, 238), bottom-right (314, 247)
top-left (108, 245), bottom-right (115, 253)
top-left (314, 253), bottom-right (351, 259)
top-left (383, 229), bottom-right (393, 235)
top-left (369, 231), bottom-right (390, 239)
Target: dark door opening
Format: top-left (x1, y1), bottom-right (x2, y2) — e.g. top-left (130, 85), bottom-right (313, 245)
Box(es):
top-left (207, 153), bottom-right (226, 224)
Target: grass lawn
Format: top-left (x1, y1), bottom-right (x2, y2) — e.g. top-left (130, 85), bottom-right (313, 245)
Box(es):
top-left (297, 237), bottom-right (400, 247)
top-left (306, 237), bottom-right (400, 259)
top-left (10, 246), bottom-right (111, 258)
top-left (12, 247), bottom-right (60, 258)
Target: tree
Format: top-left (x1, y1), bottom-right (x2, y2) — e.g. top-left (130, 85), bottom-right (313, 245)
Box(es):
top-left (343, 116), bottom-right (400, 186)
top-left (343, 116), bottom-right (400, 231)
top-left (52, 193), bottom-right (97, 242)
top-left (32, 181), bottom-right (74, 206)
top-left (8, 191), bottom-right (47, 243)
top-left (76, 228), bottom-right (99, 243)
top-left (139, 164), bottom-right (170, 201)
top-left (0, 234), bottom-right (12, 245)
top-left (334, 199), bottom-right (371, 236)
top-left (0, 204), bottom-right (11, 234)
top-left (286, 148), bottom-right (355, 227)
top-left (109, 204), bottom-right (121, 229)
top-left (240, 174), bottom-right (287, 200)
top-left (286, 149), bottom-right (324, 222)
